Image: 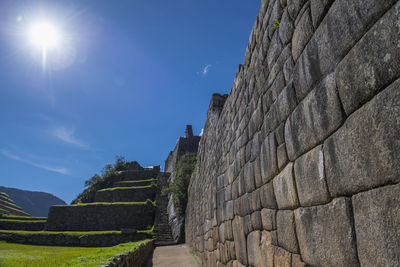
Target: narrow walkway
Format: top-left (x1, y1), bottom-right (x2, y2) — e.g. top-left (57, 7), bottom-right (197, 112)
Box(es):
top-left (144, 244), bottom-right (200, 267)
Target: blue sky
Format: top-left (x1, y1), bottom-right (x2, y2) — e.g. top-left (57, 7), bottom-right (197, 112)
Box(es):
top-left (0, 0), bottom-right (260, 204)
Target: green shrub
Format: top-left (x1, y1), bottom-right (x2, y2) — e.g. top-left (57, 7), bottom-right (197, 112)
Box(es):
top-left (71, 156), bottom-right (142, 204)
top-left (162, 154), bottom-right (197, 216)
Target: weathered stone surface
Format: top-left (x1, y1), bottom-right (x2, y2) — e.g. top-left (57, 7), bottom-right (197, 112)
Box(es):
top-left (294, 145), bottom-right (330, 206)
top-left (287, 0), bottom-right (307, 21)
top-left (268, 0), bottom-right (284, 38)
top-left (274, 247), bottom-right (291, 267)
top-left (261, 208), bottom-right (276, 231)
top-left (259, 182), bottom-right (277, 209)
top-left (251, 211), bottom-right (262, 230)
top-left (232, 216), bottom-right (248, 266)
top-left (277, 210), bottom-right (299, 253)
top-left (277, 143), bottom-right (288, 170)
top-left (352, 183), bottom-right (400, 267)
top-left (275, 123), bottom-right (285, 146)
top-left (310, 0), bottom-right (334, 28)
top-left (285, 73), bottom-right (344, 161)
top-left (291, 254), bottom-right (306, 267)
top-left (336, 2), bottom-right (400, 115)
top-left (244, 162), bottom-right (256, 193)
top-left (292, 0), bottom-right (396, 102)
top-left (274, 81), bottom-right (297, 125)
top-left (260, 133), bottom-right (278, 184)
top-left (294, 198), bottom-right (359, 266)
top-left (267, 31), bottom-right (283, 69)
top-left (273, 163), bottom-right (299, 209)
top-left (250, 190), bottom-right (262, 212)
top-left (324, 78), bottom-right (400, 196)
top-left (279, 9), bottom-right (294, 45)
top-left (253, 156), bottom-right (263, 188)
top-left (247, 231), bottom-right (263, 267)
top-left (292, 8), bottom-right (314, 61)
top-left (283, 57), bottom-right (294, 84)
top-left (261, 231), bottom-right (277, 267)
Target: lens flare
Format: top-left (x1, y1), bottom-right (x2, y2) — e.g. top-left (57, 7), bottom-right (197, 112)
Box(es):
top-left (29, 22), bottom-right (60, 49)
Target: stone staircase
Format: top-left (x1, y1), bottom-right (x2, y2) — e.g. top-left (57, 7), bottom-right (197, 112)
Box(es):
top-left (154, 173), bottom-right (175, 246)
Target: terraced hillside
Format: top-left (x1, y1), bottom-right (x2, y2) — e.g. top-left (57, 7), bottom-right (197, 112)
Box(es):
top-left (0, 192), bottom-right (30, 217)
top-left (0, 165), bottom-right (175, 248)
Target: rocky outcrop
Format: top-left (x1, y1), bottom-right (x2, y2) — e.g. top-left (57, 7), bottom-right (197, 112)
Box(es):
top-left (185, 0), bottom-right (400, 266)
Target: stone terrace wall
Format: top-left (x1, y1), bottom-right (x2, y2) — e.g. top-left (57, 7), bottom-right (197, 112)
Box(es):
top-left (94, 187), bottom-right (156, 203)
top-left (185, 1), bottom-right (400, 266)
top-left (46, 204), bottom-right (155, 231)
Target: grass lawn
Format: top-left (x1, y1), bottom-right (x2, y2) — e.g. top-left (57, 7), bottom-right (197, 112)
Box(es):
top-left (0, 239), bottom-right (151, 267)
top-left (98, 184), bottom-right (155, 191)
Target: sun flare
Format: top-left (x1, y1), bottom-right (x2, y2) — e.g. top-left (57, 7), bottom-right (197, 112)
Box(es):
top-left (29, 22), bottom-right (60, 49)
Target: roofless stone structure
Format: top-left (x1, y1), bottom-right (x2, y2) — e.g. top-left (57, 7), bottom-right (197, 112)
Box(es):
top-left (185, 1), bottom-right (400, 266)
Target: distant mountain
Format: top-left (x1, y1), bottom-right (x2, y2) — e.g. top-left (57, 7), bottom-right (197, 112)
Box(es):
top-left (0, 186), bottom-right (66, 217)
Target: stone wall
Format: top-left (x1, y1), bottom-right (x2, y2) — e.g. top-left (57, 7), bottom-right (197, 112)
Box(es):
top-left (185, 1), bottom-right (400, 266)
top-left (46, 203), bottom-right (155, 231)
top-left (94, 186), bottom-right (156, 203)
top-left (164, 125), bottom-right (201, 243)
top-left (0, 231), bottom-right (152, 247)
top-left (104, 240), bottom-right (154, 267)
top-left (0, 220), bottom-right (45, 231)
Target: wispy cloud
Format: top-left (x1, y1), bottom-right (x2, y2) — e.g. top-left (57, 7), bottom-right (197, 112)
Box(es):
top-left (199, 64), bottom-right (212, 76)
top-left (0, 149), bottom-right (69, 175)
top-left (51, 127), bottom-right (90, 149)
top-left (199, 128), bottom-right (204, 136)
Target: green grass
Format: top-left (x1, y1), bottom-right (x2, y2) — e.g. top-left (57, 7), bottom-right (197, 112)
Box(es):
top-left (0, 219), bottom-right (46, 223)
top-left (0, 239), bottom-right (151, 267)
top-left (98, 184), bottom-right (155, 192)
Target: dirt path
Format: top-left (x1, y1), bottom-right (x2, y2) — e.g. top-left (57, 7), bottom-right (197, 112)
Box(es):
top-left (144, 244), bottom-right (200, 267)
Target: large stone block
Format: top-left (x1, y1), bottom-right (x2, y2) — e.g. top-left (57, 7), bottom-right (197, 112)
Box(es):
top-left (244, 162), bottom-right (256, 193)
top-left (294, 145), bottom-right (330, 206)
top-left (291, 7), bottom-right (314, 61)
top-left (232, 216), bottom-right (248, 266)
top-left (273, 163), bottom-right (299, 209)
top-left (324, 78), bottom-right (400, 196)
top-left (285, 73), bottom-right (344, 161)
top-left (294, 197), bottom-right (359, 266)
top-left (247, 231), bottom-right (263, 267)
top-left (259, 182), bottom-right (277, 209)
top-left (278, 9), bottom-right (294, 45)
top-left (274, 247), bottom-right (291, 267)
top-left (260, 133), bottom-right (278, 184)
top-left (310, 0), bottom-right (334, 28)
top-left (336, 2), bottom-right (400, 115)
top-left (292, 0), bottom-right (396, 102)
top-left (352, 183), bottom-right (400, 267)
top-left (277, 210), bottom-right (299, 253)
top-left (273, 81), bottom-right (297, 126)
top-left (261, 208), bottom-right (276, 231)
top-left (260, 231), bottom-right (277, 267)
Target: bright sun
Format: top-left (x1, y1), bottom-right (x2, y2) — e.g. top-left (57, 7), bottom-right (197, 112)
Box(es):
top-left (29, 22), bottom-right (60, 49)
